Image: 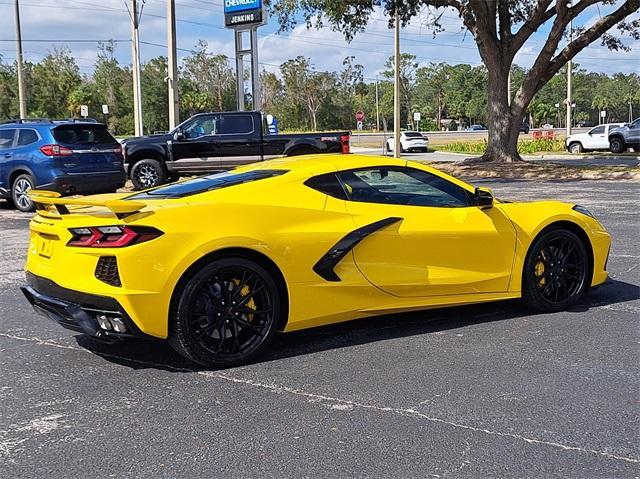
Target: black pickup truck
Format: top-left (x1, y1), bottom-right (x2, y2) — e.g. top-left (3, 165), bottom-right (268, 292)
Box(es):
top-left (122, 111), bottom-right (351, 189)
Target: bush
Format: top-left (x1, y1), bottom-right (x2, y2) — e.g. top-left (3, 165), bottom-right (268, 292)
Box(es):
top-left (438, 138), bottom-right (566, 154)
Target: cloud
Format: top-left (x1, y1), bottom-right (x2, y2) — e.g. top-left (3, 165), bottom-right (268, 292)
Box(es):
top-left (0, 0), bottom-right (638, 78)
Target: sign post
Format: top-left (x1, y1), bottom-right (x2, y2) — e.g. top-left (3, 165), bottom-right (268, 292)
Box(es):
top-left (355, 111), bottom-right (365, 146)
top-left (413, 112), bottom-right (421, 131)
top-left (80, 105), bottom-right (88, 119)
top-left (225, 0), bottom-right (267, 111)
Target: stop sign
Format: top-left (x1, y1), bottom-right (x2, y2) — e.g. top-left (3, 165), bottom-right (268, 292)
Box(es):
top-left (355, 111), bottom-right (365, 122)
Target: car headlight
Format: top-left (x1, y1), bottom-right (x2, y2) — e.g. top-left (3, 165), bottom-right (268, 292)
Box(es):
top-left (572, 204), bottom-right (597, 219)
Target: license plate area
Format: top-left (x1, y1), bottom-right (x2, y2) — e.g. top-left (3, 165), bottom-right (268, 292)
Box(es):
top-left (35, 233), bottom-right (57, 258)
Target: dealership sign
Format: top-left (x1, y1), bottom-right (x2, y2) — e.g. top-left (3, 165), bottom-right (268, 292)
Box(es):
top-left (224, 0), bottom-right (266, 28)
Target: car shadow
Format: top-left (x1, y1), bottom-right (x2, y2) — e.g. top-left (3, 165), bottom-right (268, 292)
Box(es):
top-left (74, 278), bottom-right (639, 372)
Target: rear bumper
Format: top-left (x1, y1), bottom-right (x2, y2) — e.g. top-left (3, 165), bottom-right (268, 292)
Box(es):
top-left (39, 171), bottom-right (126, 196)
top-left (21, 272), bottom-right (153, 341)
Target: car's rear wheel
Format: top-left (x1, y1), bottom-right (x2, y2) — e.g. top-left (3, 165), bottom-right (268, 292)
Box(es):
top-left (130, 159), bottom-right (166, 190)
top-left (12, 174), bottom-right (35, 212)
top-left (522, 229), bottom-right (589, 312)
top-left (169, 257), bottom-right (281, 368)
top-left (569, 142), bottom-right (583, 154)
top-left (609, 137), bottom-right (625, 154)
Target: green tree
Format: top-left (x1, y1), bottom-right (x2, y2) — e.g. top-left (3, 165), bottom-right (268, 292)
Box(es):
top-left (271, 0), bottom-right (640, 162)
top-left (141, 57), bottom-right (169, 133)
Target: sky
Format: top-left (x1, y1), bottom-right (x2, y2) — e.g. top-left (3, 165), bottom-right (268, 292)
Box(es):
top-left (0, 0), bottom-right (639, 79)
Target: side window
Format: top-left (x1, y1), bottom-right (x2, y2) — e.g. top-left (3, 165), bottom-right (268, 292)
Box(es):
top-left (631, 119), bottom-right (640, 128)
top-left (0, 129), bottom-right (16, 149)
top-left (590, 125), bottom-right (605, 135)
top-left (183, 115), bottom-right (217, 139)
top-left (304, 173), bottom-right (348, 200)
top-left (17, 129), bottom-right (39, 146)
top-left (337, 167), bottom-right (472, 207)
top-left (218, 114), bottom-right (254, 135)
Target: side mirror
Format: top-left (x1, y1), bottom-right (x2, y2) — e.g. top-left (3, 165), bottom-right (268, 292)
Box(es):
top-left (475, 187), bottom-right (494, 208)
top-left (173, 130), bottom-right (184, 141)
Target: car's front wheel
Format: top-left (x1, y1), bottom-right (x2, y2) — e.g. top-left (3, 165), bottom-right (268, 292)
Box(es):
top-left (609, 137), bottom-right (625, 154)
top-left (169, 257), bottom-right (281, 368)
top-left (12, 174), bottom-right (35, 212)
top-left (522, 228), bottom-right (589, 312)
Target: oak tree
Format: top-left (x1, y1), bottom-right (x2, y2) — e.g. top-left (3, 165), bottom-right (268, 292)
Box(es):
top-left (271, 0), bottom-right (640, 162)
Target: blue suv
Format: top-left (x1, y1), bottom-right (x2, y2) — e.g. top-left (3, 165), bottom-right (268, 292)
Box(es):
top-left (0, 119), bottom-right (126, 211)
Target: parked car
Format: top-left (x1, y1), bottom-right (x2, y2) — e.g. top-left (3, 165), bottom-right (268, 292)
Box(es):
top-left (122, 111), bottom-right (350, 190)
top-left (23, 155), bottom-right (610, 367)
top-left (520, 122), bottom-right (530, 134)
top-left (466, 124), bottom-right (487, 131)
top-left (565, 123), bottom-right (625, 154)
top-left (0, 119), bottom-right (126, 212)
top-left (385, 131), bottom-right (429, 153)
top-left (577, 120), bottom-right (595, 128)
top-left (608, 118), bottom-right (640, 153)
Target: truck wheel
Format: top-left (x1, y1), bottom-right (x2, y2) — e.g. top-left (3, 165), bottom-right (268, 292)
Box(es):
top-left (130, 159), bottom-right (166, 190)
top-left (12, 174), bottom-right (35, 212)
top-left (609, 137), bottom-right (625, 154)
top-left (569, 142), bottom-right (583, 154)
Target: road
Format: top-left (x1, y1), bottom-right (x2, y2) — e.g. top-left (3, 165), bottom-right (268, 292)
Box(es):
top-left (1, 180), bottom-right (639, 478)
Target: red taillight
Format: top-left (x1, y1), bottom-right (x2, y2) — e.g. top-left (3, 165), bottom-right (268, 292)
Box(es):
top-left (340, 134), bottom-right (350, 154)
top-left (67, 226), bottom-right (163, 248)
top-left (40, 144), bottom-right (73, 157)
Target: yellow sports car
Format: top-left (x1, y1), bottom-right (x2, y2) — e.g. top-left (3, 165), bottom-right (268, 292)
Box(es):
top-left (22, 155), bottom-right (610, 367)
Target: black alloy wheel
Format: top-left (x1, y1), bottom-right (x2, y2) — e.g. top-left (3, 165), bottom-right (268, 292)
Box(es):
top-left (130, 159), bottom-right (166, 190)
top-left (169, 258), bottom-right (281, 368)
top-left (523, 229), bottom-right (589, 312)
top-left (609, 137), bottom-right (625, 154)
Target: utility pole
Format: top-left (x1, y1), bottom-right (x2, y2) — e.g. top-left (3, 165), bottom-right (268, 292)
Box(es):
top-left (167, 0), bottom-right (179, 130)
top-left (393, 11), bottom-right (401, 158)
top-left (565, 17), bottom-right (573, 137)
top-left (129, 0), bottom-right (144, 136)
top-left (375, 76), bottom-right (380, 132)
top-left (14, 0), bottom-right (27, 118)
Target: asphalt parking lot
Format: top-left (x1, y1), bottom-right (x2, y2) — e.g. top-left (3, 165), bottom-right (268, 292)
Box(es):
top-left (1, 179), bottom-right (638, 478)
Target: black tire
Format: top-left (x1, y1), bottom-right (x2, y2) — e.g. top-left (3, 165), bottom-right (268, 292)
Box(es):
top-left (609, 137), bottom-right (625, 154)
top-left (169, 257), bottom-right (282, 368)
top-left (569, 142), bottom-right (583, 154)
top-left (130, 159), bottom-right (166, 190)
top-left (386, 142), bottom-right (392, 152)
top-left (12, 174), bottom-right (36, 212)
top-left (522, 228), bottom-right (589, 312)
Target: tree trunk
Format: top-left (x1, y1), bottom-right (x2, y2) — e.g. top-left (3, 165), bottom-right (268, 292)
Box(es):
top-left (470, 63), bottom-right (526, 163)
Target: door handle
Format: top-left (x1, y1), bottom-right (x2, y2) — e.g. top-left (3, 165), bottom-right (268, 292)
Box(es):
top-left (3, 153), bottom-right (11, 158)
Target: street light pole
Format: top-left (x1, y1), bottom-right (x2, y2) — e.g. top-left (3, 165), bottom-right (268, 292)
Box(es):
top-left (393, 11), bottom-right (401, 158)
top-left (14, 0), bottom-right (27, 118)
top-left (167, 0), bottom-right (180, 130)
top-left (375, 76), bottom-right (380, 132)
top-left (566, 18), bottom-right (573, 137)
top-left (129, 0), bottom-right (144, 136)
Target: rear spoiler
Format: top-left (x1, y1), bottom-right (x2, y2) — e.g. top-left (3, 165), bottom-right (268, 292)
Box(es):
top-left (28, 190), bottom-right (146, 217)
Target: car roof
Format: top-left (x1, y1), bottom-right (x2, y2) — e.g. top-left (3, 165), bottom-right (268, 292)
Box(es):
top-left (0, 119), bottom-right (102, 128)
top-left (234, 154), bottom-right (409, 177)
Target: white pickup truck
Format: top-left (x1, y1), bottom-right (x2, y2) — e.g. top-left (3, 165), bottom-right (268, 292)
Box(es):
top-left (565, 123), bottom-right (624, 154)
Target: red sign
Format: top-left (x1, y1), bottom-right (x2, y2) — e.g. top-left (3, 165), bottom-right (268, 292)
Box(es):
top-left (355, 111), bottom-right (365, 122)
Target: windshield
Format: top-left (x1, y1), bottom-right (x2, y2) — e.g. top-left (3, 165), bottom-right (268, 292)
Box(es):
top-left (128, 170), bottom-right (288, 199)
top-left (403, 132), bottom-right (423, 138)
top-left (53, 124), bottom-right (116, 145)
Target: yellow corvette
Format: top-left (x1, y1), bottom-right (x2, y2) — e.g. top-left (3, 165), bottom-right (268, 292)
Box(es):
top-left (22, 155), bottom-right (610, 367)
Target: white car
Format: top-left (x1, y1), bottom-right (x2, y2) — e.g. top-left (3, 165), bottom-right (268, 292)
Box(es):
top-left (566, 123), bottom-right (625, 153)
top-left (386, 131), bottom-right (429, 153)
